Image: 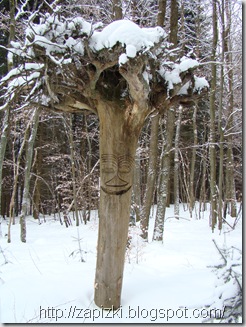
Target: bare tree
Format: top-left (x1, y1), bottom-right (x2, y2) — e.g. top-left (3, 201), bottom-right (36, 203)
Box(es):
top-left (209, 0), bottom-right (218, 231)
top-left (19, 108), bottom-right (40, 242)
top-left (0, 0), bottom-right (15, 218)
top-left (153, 108), bottom-right (175, 241)
top-left (223, 0), bottom-right (237, 219)
top-left (140, 112), bottom-right (159, 240)
top-left (174, 105), bottom-right (183, 218)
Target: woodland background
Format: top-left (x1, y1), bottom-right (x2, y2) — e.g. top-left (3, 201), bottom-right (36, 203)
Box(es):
top-left (0, 0), bottom-right (242, 239)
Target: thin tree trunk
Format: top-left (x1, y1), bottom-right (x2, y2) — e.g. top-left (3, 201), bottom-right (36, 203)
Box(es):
top-left (224, 0), bottom-right (237, 218)
top-left (169, 0), bottom-right (178, 52)
top-left (153, 108), bottom-right (175, 241)
top-left (218, 0), bottom-right (225, 229)
top-left (112, 0), bottom-right (123, 20)
top-left (20, 108), bottom-right (40, 242)
top-left (85, 116), bottom-right (92, 222)
top-left (132, 146), bottom-right (141, 222)
top-left (8, 116), bottom-right (33, 242)
top-left (189, 104), bottom-right (198, 213)
top-left (199, 125), bottom-right (208, 218)
top-left (0, 0), bottom-right (15, 218)
top-left (157, 0), bottom-right (166, 27)
top-left (33, 122), bottom-right (43, 220)
top-left (67, 114), bottom-right (79, 226)
top-left (0, 108), bottom-right (10, 217)
top-left (174, 105), bottom-right (183, 218)
top-left (140, 113), bottom-right (159, 240)
top-left (209, 0), bottom-right (218, 231)
top-left (152, 0), bottom-right (178, 241)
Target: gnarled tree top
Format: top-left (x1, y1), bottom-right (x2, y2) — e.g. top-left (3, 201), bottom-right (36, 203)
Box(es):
top-left (0, 7), bottom-right (209, 114)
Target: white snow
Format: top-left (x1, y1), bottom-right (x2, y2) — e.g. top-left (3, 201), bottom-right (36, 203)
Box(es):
top-left (179, 57), bottom-right (199, 72)
top-left (0, 63), bottom-right (44, 83)
top-left (159, 57), bottom-right (205, 93)
top-left (89, 19), bottom-right (165, 55)
top-left (163, 67), bottom-right (182, 90)
top-left (126, 44), bottom-right (137, 58)
top-left (194, 76), bottom-right (209, 93)
top-left (0, 203), bottom-right (242, 323)
top-left (8, 72), bottom-right (40, 90)
top-left (119, 53), bottom-right (128, 66)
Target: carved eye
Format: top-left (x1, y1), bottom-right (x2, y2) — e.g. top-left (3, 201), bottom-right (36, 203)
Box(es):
top-left (102, 167), bottom-right (115, 174)
top-left (118, 165), bottom-right (130, 173)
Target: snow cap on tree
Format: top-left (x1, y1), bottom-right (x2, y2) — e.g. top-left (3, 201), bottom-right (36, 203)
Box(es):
top-left (0, 8), bottom-right (208, 112)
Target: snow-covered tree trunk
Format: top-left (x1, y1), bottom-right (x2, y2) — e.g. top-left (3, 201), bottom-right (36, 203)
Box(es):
top-left (20, 108), bottom-right (40, 242)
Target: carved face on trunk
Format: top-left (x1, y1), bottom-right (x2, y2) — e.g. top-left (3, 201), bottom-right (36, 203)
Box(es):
top-left (101, 154), bottom-right (134, 195)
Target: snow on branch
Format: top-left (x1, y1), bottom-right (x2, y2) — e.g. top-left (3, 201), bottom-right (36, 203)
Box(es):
top-left (0, 7), bottom-right (208, 112)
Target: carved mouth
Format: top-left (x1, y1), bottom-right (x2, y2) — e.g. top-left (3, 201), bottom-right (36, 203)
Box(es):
top-left (101, 185), bottom-right (132, 195)
top-left (105, 175), bottom-right (128, 188)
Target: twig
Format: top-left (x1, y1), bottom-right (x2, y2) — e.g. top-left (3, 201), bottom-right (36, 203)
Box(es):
top-left (28, 249), bottom-right (42, 275)
top-left (165, 216), bottom-right (190, 221)
top-left (222, 217), bottom-right (234, 229)
top-left (212, 239), bottom-right (227, 267)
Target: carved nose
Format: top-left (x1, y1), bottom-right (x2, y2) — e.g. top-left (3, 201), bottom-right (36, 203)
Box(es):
top-left (105, 175), bottom-right (128, 187)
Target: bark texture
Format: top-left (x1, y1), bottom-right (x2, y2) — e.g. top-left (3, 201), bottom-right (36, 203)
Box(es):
top-left (95, 100), bottom-right (146, 309)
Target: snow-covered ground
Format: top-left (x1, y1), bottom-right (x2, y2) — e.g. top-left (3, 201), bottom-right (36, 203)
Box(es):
top-left (0, 203), bottom-right (242, 323)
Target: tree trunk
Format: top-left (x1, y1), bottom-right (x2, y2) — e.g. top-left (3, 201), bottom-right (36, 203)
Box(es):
top-left (20, 108), bottom-right (40, 242)
top-left (218, 0), bottom-right (225, 229)
top-left (189, 104), bottom-right (198, 213)
top-left (157, 0), bottom-right (166, 27)
top-left (169, 0), bottom-right (178, 50)
top-left (209, 0), bottom-right (218, 231)
top-left (153, 107), bottom-right (175, 241)
top-left (199, 125), bottom-right (208, 218)
top-left (132, 146), bottom-right (141, 222)
top-left (112, 0), bottom-right (123, 20)
top-left (140, 113), bottom-right (159, 240)
top-left (8, 116), bottom-right (33, 242)
top-left (84, 116), bottom-right (92, 222)
top-left (0, 0), bottom-right (15, 217)
top-left (33, 122), bottom-right (43, 220)
top-left (67, 114), bottom-right (79, 226)
top-left (94, 100), bottom-right (145, 309)
top-left (0, 108), bottom-right (10, 217)
top-left (224, 0), bottom-right (237, 218)
top-left (174, 105), bottom-right (182, 218)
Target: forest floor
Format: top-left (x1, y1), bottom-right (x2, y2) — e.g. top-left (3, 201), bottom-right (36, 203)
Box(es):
top-left (0, 203), bottom-right (242, 323)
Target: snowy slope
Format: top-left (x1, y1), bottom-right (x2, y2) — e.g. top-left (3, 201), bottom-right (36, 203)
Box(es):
top-left (0, 204), bottom-right (242, 323)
